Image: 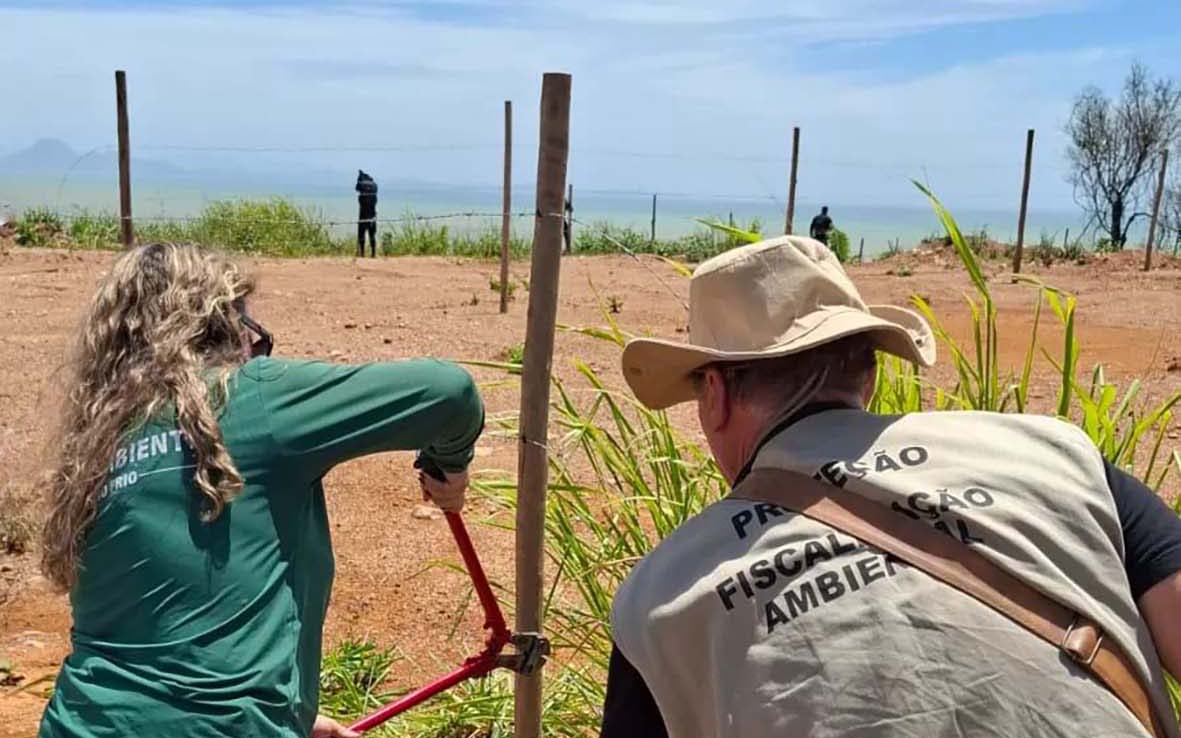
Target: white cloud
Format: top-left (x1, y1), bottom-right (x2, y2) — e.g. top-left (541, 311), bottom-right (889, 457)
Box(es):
top-left (542, 0), bottom-right (1090, 37)
top-left (0, 0), bottom-right (1148, 213)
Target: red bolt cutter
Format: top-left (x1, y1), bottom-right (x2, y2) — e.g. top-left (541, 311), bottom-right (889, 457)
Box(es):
top-left (347, 463), bottom-right (549, 733)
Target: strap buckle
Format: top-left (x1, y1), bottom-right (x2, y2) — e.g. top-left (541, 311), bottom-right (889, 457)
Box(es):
top-left (496, 632), bottom-right (551, 675)
top-left (1063, 615), bottom-right (1104, 666)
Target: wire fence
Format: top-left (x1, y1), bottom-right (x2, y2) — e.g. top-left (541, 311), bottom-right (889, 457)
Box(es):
top-left (56, 210), bottom-right (538, 228)
top-left (40, 138), bottom-right (1074, 203)
top-left (564, 214), bottom-right (690, 310)
top-left (3, 129), bottom-right (1103, 256)
top-left (66, 141), bottom-right (1075, 175)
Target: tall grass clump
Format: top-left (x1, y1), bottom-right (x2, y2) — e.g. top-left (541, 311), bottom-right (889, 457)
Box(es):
top-left (908, 181), bottom-right (1180, 486)
top-left (319, 639), bottom-right (402, 722)
top-left (13, 202), bottom-right (765, 262)
top-left (14, 207), bottom-right (64, 247)
top-left (829, 226), bottom-right (851, 263)
top-left (573, 219), bottom-right (755, 263)
top-left (21, 209), bottom-right (123, 250)
top-left (135, 219), bottom-right (196, 245)
top-left (447, 224), bottom-right (529, 259)
top-left (568, 221), bottom-right (652, 255)
top-left (339, 186), bottom-right (1180, 737)
top-left (187, 198), bottom-right (339, 256)
top-left (66, 211), bottom-right (120, 249)
top-left (378, 212), bottom-right (530, 258)
top-left (381, 213), bottom-right (452, 255)
top-left (11, 200), bottom-right (344, 255)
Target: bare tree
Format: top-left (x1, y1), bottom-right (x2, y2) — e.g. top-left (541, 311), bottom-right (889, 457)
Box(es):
top-left (1066, 63), bottom-right (1181, 249)
top-left (1161, 182), bottom-right (1181, 256)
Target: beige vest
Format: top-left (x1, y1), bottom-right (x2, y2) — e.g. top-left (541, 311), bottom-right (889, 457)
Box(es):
top-left (612, 409), bottom-right (1178, 738)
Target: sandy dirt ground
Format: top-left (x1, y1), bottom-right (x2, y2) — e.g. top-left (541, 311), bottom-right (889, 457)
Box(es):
top-left (1, 244), bottom-right (1179, 736)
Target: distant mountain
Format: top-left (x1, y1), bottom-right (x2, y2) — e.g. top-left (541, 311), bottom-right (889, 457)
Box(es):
top-left (0, 138), bottom-right (499, 194)
top-left (0, 138), bottom-right (78, 171)
top-left (0, 138), bottom-right (186, 179)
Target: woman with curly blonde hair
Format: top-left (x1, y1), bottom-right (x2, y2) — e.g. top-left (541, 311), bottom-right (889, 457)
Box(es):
top-left (39, 242), bottom-right (483, 738)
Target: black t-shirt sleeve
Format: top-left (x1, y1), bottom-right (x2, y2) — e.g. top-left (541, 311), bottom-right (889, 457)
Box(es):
top-left (601, 643), bottom-right (668, 738)
top-left (1105, 460), bottom-right (1181, 600)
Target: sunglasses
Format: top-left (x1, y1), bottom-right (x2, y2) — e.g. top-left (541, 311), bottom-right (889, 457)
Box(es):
top-left (236, 305), bottom-right (274, 358)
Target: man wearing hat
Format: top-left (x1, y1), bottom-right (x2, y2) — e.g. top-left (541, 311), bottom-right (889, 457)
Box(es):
top-left (600, 236), bottom-right (1181, 737)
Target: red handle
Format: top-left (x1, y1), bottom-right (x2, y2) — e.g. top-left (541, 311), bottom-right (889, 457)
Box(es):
top-left (444, 512), bottom-right (511, 645)
top-left (347, 511), bottom-right (511, 733)
top-left (347, 652), bottom-right (498, 732)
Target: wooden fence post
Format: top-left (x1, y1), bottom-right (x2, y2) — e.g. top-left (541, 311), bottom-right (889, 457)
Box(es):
top-left (858, 237), bottom-right (865, 263)
top-left (499, 100), bottom-right (513, 313)
top-left (566, 183), bottom-right (574, 254)
top-left (651, 193), bottom-right (657, 243)
top-left (115, 70), bottom-right (133, 248)
top-left (1143, 147), bottom-right (1162, 270)
top-left (1012, 128), bottom-right (1034, 274)
top-left (785, 126), bottom-right (799, 235)
top-left (514, 72), bottom-right (571, 738)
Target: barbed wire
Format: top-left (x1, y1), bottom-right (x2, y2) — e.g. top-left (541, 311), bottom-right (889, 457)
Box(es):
top-left (559, 213), bottom-right (690, 312)
top-left (30, 137), bottom-right (1079, 239)
top-left (76, 139), bottom-right (1073, 174)
top-left (570, 186), bottom-right (784, 203)
top-left (57, 210), bottom-right (537, 228)
top-left (578, 147), bottom-right (1073, 173)
top-left (137, 143), bottom-right (499, 153)
top-left (36, 200), bottom-right (1076, 245)
top-left (40, 138), bottom-right (1071, 216)
top-left (85, 182), bottom-right (1038, 209)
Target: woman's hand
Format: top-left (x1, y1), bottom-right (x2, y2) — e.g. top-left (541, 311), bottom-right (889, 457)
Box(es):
top-left (420, 467), bottom-right (468, 512)
top-left (311, 714), bottom-right (360, 738)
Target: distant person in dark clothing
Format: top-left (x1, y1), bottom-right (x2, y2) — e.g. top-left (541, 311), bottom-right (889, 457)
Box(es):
top-left (809, 205), bottom-right (833, 245)
top-left (356, 170), bottom-right (378, 258)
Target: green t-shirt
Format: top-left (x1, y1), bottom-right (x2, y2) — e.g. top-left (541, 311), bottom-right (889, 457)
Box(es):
top-left (39, 357), bottom-right (484, 738)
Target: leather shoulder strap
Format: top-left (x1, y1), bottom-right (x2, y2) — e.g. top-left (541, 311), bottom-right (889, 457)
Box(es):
top-left (734, 466), bottom-right (1165, 738)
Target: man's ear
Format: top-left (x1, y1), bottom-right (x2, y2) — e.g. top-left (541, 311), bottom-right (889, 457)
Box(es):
top-left (699, 367), bottom-right (731, 432)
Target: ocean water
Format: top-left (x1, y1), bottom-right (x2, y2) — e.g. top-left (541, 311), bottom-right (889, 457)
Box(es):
top-left (0, 175), bottom-right (1095, 257)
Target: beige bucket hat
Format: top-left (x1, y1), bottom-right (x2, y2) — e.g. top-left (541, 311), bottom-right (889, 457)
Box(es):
top-left (621, 235), bottom-right (936, 410)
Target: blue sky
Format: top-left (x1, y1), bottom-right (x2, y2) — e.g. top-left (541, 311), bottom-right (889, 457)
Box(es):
top-left (2, 0), bottom-right (1180, 210)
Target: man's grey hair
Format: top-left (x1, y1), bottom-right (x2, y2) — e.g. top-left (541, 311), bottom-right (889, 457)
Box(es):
top-left (691, 334), bottom-right (878, 406)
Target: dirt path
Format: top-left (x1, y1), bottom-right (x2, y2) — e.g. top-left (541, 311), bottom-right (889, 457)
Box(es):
top-left (1, 245), bottom-right (1178, 736)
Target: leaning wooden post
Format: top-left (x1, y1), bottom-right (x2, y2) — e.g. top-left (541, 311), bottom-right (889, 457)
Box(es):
top-left (785, 126), bottom-right (799, 235)
top-left (499, 100), bottom-right (513, 313)
top-left (1145, 148), bottom-right (1168, 271)
top-left (115, 70), bottom-right (133, 248)
top-left (1012, 128), bottom-right (1034, 274)
top-left (514, 72), bottom-right (571, 738)
top-left (858, 237), bottom-right (865, 263)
